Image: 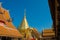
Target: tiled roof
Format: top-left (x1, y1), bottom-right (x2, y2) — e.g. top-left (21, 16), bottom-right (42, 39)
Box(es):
top-left (0, 6), bottom-right (16, 29)
top-left (43, 29), bottom-right (55, 37)
top-left (0, 26), bottom-right (22, 38)
top-left (0, 4), bottom-right (22, 38)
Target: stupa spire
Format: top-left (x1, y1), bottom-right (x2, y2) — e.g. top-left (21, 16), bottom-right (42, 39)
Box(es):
top-left (18, 8), bottom-right (29, 29)
top-left (24, 8), bottom-right (26, 18)
top-left (23, 8), bottom-right (29, 29)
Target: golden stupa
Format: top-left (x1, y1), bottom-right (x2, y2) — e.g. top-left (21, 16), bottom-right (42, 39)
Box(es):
top-left (18, 9), bottom-right (40, 40)
top-left (18, 9), bottom-right (31, 40)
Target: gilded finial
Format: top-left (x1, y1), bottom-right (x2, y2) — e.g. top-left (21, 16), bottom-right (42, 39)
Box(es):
top-left (24, 8), bottom-right (26, 18)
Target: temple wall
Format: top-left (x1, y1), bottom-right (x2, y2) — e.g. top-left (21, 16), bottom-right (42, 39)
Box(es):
top-left (11, 38), bottom-right (18, 40)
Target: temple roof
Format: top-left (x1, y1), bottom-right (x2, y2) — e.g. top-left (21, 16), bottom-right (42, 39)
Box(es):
top-left (0, 2), bottom-right (16, 29)
top-left (48, 0), bottom-right (55, 21)
top-left (31, 28), bottom-right (40, 38)
top-left (0, 25), bottom-right (22, 38)
top-left (42, 29), bottom-right (55, 37)
top-left (18, 9), bottom-right (29, 30)
top-left (0, 2), bottom-right (22, 38)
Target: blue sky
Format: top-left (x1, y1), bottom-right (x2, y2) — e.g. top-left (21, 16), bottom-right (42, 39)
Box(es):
top-left (0, 0), bottom-right (53, 32)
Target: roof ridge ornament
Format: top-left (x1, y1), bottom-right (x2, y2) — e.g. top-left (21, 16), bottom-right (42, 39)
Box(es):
top-left (7, 10), bottom-right (9, 13)
top-left (7, 10), bottom-right (12, 22)
top-left (0, 2), bottom-right (2, 7)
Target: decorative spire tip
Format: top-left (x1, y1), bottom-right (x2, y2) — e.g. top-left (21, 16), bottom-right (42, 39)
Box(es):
top-left (24, 8), bottom-right (26, 18)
